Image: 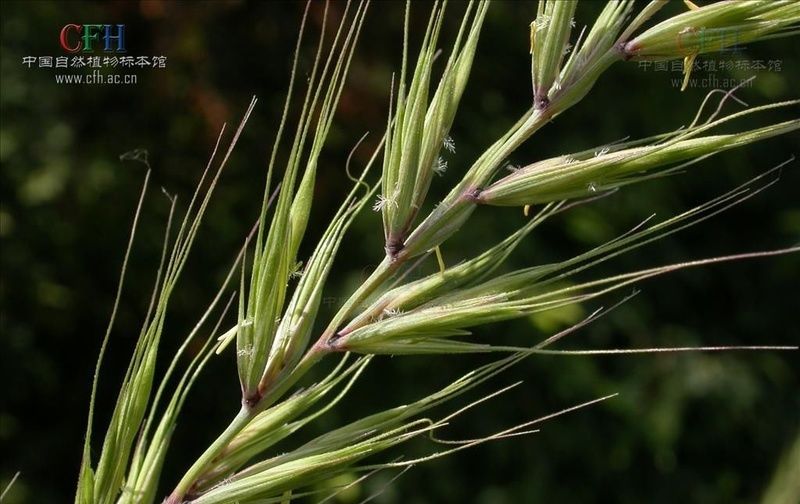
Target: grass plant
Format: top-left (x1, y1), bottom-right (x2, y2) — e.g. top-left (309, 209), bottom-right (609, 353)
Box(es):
top-left (67, 2), bottom-right (799, 503)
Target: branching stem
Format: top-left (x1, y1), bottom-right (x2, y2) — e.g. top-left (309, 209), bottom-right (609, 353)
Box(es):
top-left (167, 406), bottom-right (253, 504)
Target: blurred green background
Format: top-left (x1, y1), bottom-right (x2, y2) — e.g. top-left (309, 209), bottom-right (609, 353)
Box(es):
top-left (1, 1), bottom-right (798, 503)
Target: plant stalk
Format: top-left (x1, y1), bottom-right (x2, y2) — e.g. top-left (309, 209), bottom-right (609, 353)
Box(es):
top-left (320, 255), bottom-right (400, 343)
top-left (166, 406), bottom-right (254, 504)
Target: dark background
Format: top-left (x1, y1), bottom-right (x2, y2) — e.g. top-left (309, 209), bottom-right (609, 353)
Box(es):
top-left (1, 1), bottom-right (798, 503)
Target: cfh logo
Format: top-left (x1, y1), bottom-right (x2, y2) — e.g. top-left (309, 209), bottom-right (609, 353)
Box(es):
top-left (59, 24), bottom-right (126, 53)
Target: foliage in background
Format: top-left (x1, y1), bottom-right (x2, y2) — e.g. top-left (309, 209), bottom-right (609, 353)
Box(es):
top-left (1, 0), bottom-right (796, 504)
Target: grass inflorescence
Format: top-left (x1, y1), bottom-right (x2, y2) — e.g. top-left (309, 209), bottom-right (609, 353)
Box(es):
top-left (71, 2), bottom-right (799, 503)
